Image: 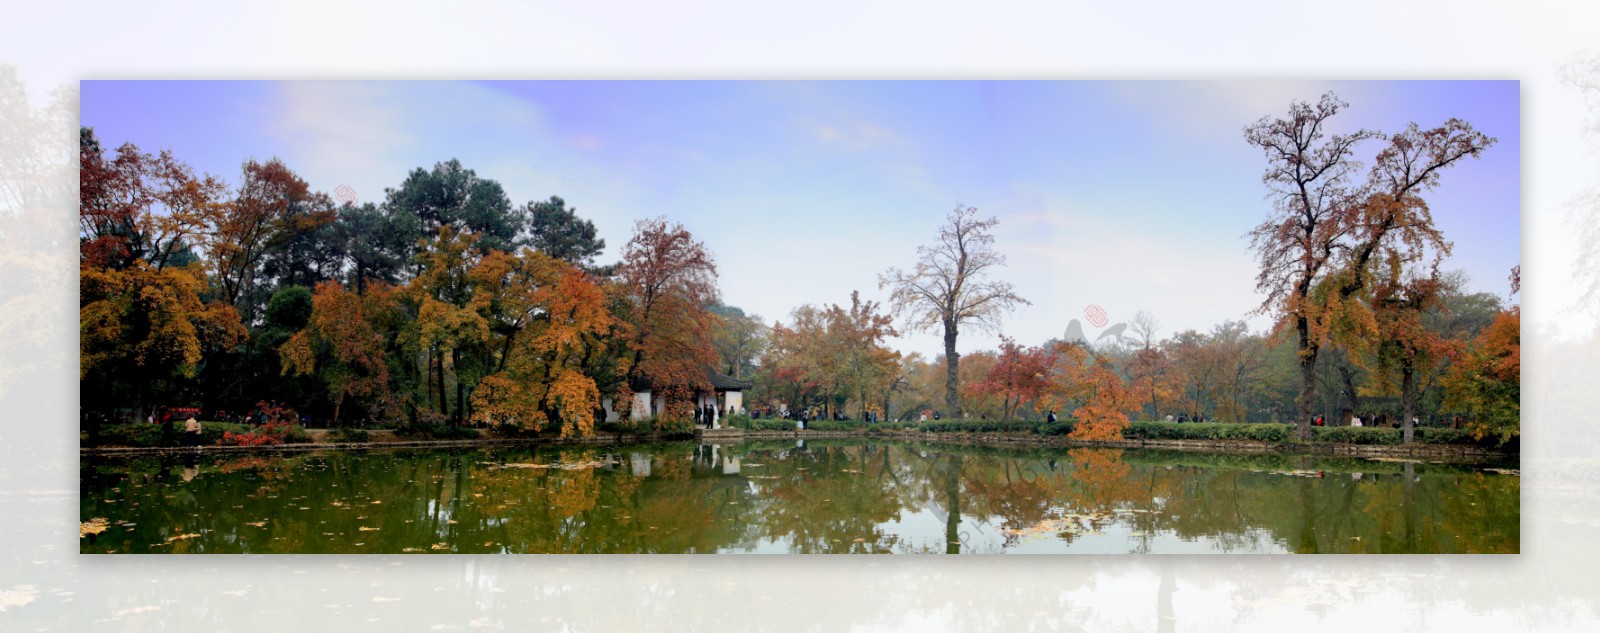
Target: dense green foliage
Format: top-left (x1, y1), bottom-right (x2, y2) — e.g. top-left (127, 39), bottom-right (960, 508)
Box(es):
top-left (1126, 422), bottom-right (1296, 442)
top-left (1125, 421), bottom-right (1509, 447)
top-left (597, 417), bottom-right (696, 438)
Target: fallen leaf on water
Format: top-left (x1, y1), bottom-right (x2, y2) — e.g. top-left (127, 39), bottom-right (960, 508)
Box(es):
top-left (245, 521), bottom-right (267, 528)
top-left (80, 518), bottom-right (110, 538)
top-left (1003, 517), bottom-right (1084, 538)
top-left (163, 533), bottom-right (201, 543)
top-left (402, 547), bottom-right (424, 553)
top-left (431, 543), bottom-right (449, 551)
top-left (359, 526), bottom-right (380, 532)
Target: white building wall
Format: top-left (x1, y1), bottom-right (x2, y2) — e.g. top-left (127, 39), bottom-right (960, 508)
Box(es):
top-left (631, 391), bottom-right (652, 421)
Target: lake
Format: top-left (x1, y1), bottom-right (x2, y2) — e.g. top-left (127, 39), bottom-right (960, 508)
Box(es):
top-left (79, 439), bottom-right (1518, 554)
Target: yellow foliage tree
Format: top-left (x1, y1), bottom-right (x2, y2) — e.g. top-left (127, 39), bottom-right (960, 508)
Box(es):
top-left (469, 248), bottom-right (615, 437)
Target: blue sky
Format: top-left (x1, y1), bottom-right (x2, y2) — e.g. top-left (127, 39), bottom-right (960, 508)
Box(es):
top-left (80, 80), bottom-right (1521, 358)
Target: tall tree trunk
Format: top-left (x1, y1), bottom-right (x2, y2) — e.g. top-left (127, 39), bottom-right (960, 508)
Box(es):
top-left (943, 320), bottom-right (961, 418)
top-left (1338, 364), bottom-right (1361, 423)
top-left (1401, 359), bottom-right (1417, 444)
top-left (453, 348), bottom-right (465, 424)
top-left (434, 349), bottom-right (448, 417)
top-left (1296, 316), bottom-right (1317, 441)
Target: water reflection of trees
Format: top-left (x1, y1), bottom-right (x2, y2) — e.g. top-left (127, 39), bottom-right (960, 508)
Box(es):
top-left (80, 441), bottom-right (1515, 554)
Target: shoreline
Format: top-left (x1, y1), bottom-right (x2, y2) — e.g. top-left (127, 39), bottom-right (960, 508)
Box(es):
top-left (80, 427), bottom-right (1517, 461)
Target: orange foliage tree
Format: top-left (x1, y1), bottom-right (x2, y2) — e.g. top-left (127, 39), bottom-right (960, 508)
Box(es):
top-left (1047, 342), bottom-right (1141, 441)
top-left (615, 217), bottom-right (719, 424)
top-left (279, 281), bottom-right (396, 425)
top-left (468, 248), bottom-right (617, 437)
top-left (1441, 305), bottom-right (1520, 443)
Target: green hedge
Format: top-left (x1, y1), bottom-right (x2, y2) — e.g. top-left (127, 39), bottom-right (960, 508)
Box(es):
top-left (1310, 426), bottom-right (1401, 445)
top-left (1123, 421), bottom-right (1511, 447)
top-left (597, 417), bottom-right (696, 438)
top-left (912, 419), bottom-right (1070, 435)
top-left (1125, 422), bottom-right (1296, 442)
top-left (727, 415), bottom-right (797, 431)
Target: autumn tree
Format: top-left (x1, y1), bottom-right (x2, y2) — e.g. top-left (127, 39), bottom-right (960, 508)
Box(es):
top-left (469, 248), bottom-right (617, 437)
top-left (279, 281), bottom-right (396, 425)
top-left (1246, 93), bottom-right (1493, 439)
top-left (763, 305), bottom-right (837, 416)
top-left (209, 158), bottom-right (336, 324)
top-left (1124, 311), bottom-right (1182, 419)
top-left (1441, 272), bottom-right (1520, 444)
top-left (956, 349), bottom-right (1001, 418)
top-left (709, 303), bottom-right (768, 380)
top-left (880, 205), bottom-right (1029, 419)
top-left (79, 128), bottom-right (227, 272)
top-left (615, 217), bottom-right (720, 423)
top-left (826, 292), bottom-right (900, 419)
top-left (1343, 257), bottom-right (1454, 443)
top-left (402, 225), bottom-right (490, 422)
top-left (79, 128), bottom-right (245, 431)
top-left (80, 262), bottom-right (247, 423)
top-left (1047, 342), bottom-right (1140, 441)
top-left (761, 292), bottom-right (898, 419)
top-left (968, 336), bottom-right (1055, 420)
top-left (1207, 321), bottom-right (1270, 422)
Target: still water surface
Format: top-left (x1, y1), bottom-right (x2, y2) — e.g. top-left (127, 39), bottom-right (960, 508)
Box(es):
top-left (79, 439), bottom-right (1518, 554)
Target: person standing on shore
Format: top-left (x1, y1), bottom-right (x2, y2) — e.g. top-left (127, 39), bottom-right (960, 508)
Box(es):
top-left (184, 416), bottom-right (201, 447)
